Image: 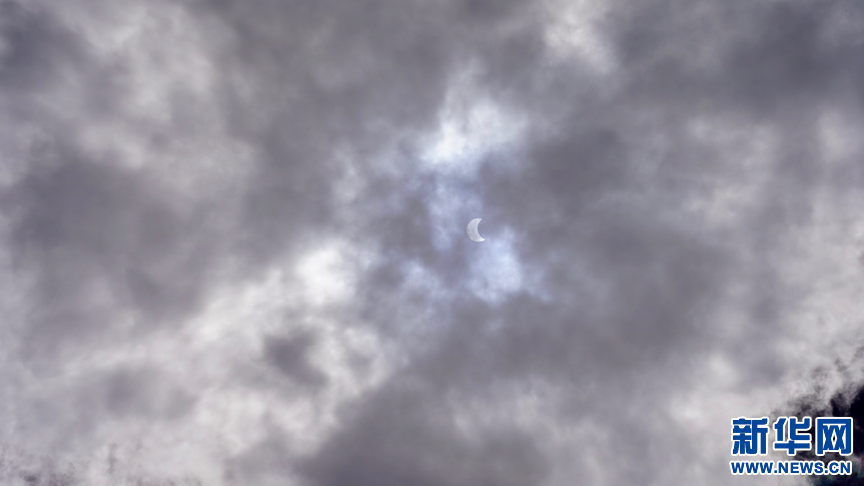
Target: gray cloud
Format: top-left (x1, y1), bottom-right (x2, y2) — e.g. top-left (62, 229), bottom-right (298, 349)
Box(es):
top-left (297, 381), bottom-right (548, 486)
top-left (1, 0), bottom-right (864, 485)
top-left (263, 331), bottom-right (328, 387)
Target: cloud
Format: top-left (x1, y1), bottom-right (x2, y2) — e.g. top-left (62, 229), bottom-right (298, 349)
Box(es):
top-left (1, 0), bottom-right (864, 485)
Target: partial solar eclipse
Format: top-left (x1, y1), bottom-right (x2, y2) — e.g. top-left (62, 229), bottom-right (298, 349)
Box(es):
top-left (466, 218), bottom-right (485, 242)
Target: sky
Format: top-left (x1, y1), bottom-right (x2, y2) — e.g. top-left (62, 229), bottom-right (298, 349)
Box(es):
top-left (1, 0), bottom-right (864, 485)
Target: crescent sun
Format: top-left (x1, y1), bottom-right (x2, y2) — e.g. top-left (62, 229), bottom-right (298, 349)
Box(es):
top-left (466, 218), bottom-right (485, 243)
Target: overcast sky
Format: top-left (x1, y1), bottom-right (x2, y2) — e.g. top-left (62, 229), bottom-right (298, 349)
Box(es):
top-left (2, 0), bottom-right (864, 485)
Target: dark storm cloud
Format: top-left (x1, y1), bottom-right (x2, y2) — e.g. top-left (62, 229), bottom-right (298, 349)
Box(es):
top-left (2, 0), bottom-right (864, 484)
top-left (6, 155), bottom-right (215, 364)
top-left (263, 332), bottom-right (328, 387)
top-left (0, 3), bottom-right (83, 94)
top-left (298, 383), bottom-right (547, 486)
